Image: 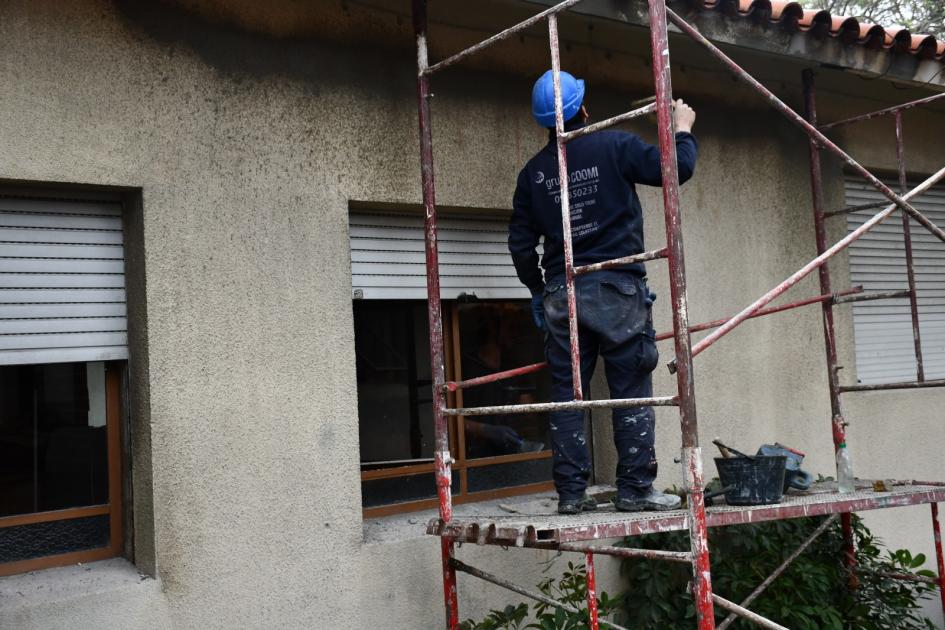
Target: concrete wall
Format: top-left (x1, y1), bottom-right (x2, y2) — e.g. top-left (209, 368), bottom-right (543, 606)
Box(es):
top-left (0, 1), bottom-right (943, 628)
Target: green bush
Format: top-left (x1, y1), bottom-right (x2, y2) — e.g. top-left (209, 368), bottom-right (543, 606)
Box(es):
top-left (458, 561), bottom-right (620, 630)
top-left (619, 515), bottom-right (938, 629)
top-left (458, 516), bottom-right (938, 629)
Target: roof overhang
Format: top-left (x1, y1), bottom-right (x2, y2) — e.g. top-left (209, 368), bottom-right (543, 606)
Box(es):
top-left (525, 0), bottom-right (945, 91)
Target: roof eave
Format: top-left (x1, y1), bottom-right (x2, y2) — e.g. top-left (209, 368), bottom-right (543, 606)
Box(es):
top-left (524, 0), bottom-right (945, 91)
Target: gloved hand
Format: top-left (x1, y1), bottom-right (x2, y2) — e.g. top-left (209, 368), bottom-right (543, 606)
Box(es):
top-left (480, 424), bottom-right (524, 452)
top-left (530, 294), bottom-right (546, 331)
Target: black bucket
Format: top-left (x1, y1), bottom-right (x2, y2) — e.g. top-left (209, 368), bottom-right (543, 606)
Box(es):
top-left (715, 456), bottom-right (787, 506)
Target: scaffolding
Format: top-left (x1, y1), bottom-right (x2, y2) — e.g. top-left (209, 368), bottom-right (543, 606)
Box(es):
top-left (410, 1), bottom-right (945, 627)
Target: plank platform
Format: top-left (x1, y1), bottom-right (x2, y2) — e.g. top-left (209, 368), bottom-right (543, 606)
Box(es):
top-left (427, 481), bottom-right (945, 547)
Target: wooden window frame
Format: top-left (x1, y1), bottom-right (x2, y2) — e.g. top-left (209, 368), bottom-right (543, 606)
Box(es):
top-left (361, 302), bottom-right (553, 519)
top-left (0, 361), bottom-right (125, 577)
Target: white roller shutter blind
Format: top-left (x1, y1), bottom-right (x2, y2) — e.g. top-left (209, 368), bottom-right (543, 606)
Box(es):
top-left (845, 175), bottom-right (945, 383)
top-left (349, 211), bottom-right (532, 300)
top-left (0, 195), bottom-right (128, 365)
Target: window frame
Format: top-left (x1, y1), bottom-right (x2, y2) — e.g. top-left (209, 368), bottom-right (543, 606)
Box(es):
top-left (0, 361), bottom-right (125, 576)
top-left (360, 302), bottom-right (554, 518)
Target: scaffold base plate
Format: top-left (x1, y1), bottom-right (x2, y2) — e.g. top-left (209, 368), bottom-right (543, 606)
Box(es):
top-left (427, 481), bottom-right (945, 547)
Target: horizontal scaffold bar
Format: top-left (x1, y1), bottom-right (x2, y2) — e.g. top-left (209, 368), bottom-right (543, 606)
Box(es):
top-left (832, 289), bottom-right (911, 304)
top-left (558, 542), bottom-right (692, 563)
top-left (422, 0), bottom-right (584, 75)
top-left (451, 559), bottom-right (630, 630)
top-left (857, 569), bottom-right (940, 585)
top-left (573, 247), bottom-right (668, 276)
top-left (444, 287), bottom-right (865, 394)
top-left (446, 362), bottom-right (547, 392)
top-left (664, 8), bottom-right (945, 246)
top-left (825, 200), bottom-right (890, 219)
top-left (656, 287), bottom-right (863, 342)
top-left (839, 379), bottom-right (945, 393)
top-left (820, 92), bottom-right (945, 131)
top-left (443, 396), bottom-right (678, 416)
top-left (561, 103), bottom-right (658, 142)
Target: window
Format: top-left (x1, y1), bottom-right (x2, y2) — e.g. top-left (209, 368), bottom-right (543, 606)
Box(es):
top-left (845, 174), bottom-right (945, 384)
top-left (0, 362), bottom-right (124, 575)
top-left (351, 209), bottom-right (554, 516)
top-left (355, 300), bottom-right (552, 516)
top-left (0, 190), bottom-right (128, 575)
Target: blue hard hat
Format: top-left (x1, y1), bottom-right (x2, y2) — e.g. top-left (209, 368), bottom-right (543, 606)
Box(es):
top-left (531, 70), bottom-right (585, 128)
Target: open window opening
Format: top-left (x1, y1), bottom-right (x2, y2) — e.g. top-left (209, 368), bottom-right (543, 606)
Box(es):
top-left (351, 209), bottom-right (558, 517)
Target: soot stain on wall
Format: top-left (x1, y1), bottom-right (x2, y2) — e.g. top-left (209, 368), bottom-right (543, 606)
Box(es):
top-left (112, 0), bottom-right (413, 96)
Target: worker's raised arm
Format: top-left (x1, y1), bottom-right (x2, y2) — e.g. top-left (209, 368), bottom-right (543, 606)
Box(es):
top-left (618, 99), bottom-right (698, 186)
top-left (508, 168), bottom-right (544, 295)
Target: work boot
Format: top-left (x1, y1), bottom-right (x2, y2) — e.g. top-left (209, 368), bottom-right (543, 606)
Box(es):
top-left (557, 494), bottom-right (597, 515)
top-left (614, 489), bottom-right (682, 512)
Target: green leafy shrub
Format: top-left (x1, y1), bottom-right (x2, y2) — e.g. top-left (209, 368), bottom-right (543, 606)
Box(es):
top-left (458, 561), bottom-right (620, 630)
top-left (459, 516), bottom-right (938, 629)
top-left (619, 515), bottom-right (938, 629)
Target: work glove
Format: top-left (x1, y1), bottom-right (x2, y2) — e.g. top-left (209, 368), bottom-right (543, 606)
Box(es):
top-left (481, 424), bottom-right (524, 452)
top-left (530, 293), bottom-right (546, 332)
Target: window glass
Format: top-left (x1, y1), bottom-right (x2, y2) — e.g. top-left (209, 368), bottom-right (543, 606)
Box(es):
top-left (355, 299), bottom-right (555, 513)
top-left (0, 362), bottom-right (109, 518)
top-left (355, 301), bottom-right (434, 465)
top-left (467, 459), bottom-right (553, 493)
top-left (457, 302), bottom-right (550, 459)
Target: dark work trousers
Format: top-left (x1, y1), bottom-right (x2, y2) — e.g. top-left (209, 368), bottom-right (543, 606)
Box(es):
top-left (543, 270), bottom-right (659, 501)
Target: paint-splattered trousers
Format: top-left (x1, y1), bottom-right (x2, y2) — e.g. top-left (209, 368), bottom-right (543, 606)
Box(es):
top-left (543, 270), bottom-right (659, 501)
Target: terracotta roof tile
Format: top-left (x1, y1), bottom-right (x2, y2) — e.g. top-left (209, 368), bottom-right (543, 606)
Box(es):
top-left (691, 0), bottom-right (945, 63)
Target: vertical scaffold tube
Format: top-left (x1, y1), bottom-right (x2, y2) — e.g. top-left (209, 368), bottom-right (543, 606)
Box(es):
top-left (548, 14), bottom-right (583, 400)
top-left (645, 1), bottom-right (714, 627)
top-left (412, 1), bottom-right (458, 627)
top-left (894, 112), bottom-right (925, 383)
top-left (802, 70), bottom-right (855, 572)
top-left (586, 552), bottom-right (600, 630)
top-left (932, 504), bottom-right (945, 621)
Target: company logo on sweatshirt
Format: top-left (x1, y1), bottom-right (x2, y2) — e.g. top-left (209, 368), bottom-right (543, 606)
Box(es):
top-left (544, 166), bottom-right (599, 191)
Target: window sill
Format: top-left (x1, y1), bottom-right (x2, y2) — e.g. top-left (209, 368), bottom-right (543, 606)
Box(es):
top-left (0, 557), bottom-right (160, 610)
top-left (362, 484), bottom-right (614, 545)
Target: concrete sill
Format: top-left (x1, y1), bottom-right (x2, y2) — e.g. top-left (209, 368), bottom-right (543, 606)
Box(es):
top-left (0, 557), bottom-right (159, 611)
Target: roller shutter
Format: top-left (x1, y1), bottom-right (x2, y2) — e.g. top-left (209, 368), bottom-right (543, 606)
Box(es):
top-left (845, 175), bottom-right (945, 383)
top-left (0, 195), bottom-right (128, 366)
top-left (349, 211), bottom-right (532, 300)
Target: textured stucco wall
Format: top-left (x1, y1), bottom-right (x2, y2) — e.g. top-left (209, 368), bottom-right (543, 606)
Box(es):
top-left (0, 1), bottom-right (943, 628)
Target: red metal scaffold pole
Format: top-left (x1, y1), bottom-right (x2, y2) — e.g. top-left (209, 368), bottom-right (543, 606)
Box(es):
top-left (802, 69), bottom-right (856, 573)
top-left (645, 0), bottom-right (714, 626)
top-left (412, 1), bottom-right (458, 627)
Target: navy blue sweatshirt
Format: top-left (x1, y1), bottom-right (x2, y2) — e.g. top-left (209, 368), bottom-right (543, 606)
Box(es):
top-left (509, 122), bottom-right (698, 294)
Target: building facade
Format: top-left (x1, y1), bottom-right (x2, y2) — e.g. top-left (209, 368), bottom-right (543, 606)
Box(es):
top-left (1, 1), bottom-right (943, 628)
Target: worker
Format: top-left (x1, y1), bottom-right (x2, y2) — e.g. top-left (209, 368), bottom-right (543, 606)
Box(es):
top-left (509, 70), bottom-right (697, 515)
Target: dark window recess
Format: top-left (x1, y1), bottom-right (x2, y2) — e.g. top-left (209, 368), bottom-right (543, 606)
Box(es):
top-left (458, 303), bottom-right (551, 460)
top-left (0, 363), bottom-right (109, 518)
top-left (0, 515), bottom-right (110, 564)
top-left (355, 301), bottom-right (434, 465)
top-left (362, 473), bottom-right (460, 509)
top-left (467, 459), bottom-right (554, 494)
top-left (356, 299), bottom-right (554, 513)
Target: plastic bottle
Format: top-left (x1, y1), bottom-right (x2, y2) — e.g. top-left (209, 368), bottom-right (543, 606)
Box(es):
top-left (836, 442), bottom-right (854, 493)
